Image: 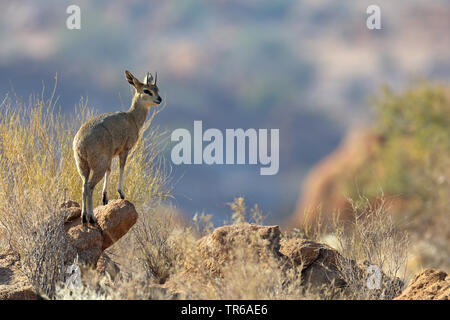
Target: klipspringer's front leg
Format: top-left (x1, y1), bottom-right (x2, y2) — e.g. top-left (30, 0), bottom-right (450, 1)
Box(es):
top-left (102, 169), bottom-right (111, 205)
top-left (117, 151), bottom-right (128, 199)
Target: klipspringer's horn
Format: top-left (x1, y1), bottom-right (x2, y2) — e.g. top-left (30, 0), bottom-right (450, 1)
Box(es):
top-left (144, 72), bottom-right (153, 85)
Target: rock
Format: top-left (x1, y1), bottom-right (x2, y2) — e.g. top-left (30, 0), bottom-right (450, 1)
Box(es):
top-left (62, 207), bottom-right (82, 222)
top-left (280, 238), bottom-right (323, 268)
top-left (289, 128), bottom-right (421, 230)
top-left (394, 268), bottom-right (449, 300)
top-left (281, 238), bottom-right (347, 289)
top-left (60, 200), bottom-right (80, 209)
top-left (188, 223), bottom-right (284, 276)
top-left (94, 200), bottom-right (138, 250)
top-left (0, 251), bottom-right (40, 300)
top-left (63, 199), bottom-right (138, 266)
top-left (96, 253), bottom-right (120, 280)
top-left (64, 223), bottom-right (103, 266)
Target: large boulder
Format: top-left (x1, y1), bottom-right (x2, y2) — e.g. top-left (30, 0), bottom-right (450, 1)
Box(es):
top-left (62, 199), bottom-right (138, 265)
top-left (394, 268), bottom-right (449, 300)
top-left (185, 224), bottom-right (284, 276)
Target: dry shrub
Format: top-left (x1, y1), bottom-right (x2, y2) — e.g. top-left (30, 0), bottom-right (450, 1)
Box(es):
top-left (331, 196), bottom-right (408, 299)
top-left (0, 184), bottom-right (75, 298)
top-left (228, 197), bottom-right (266, 225)
top-left (131, 203), bottom-right (185, 284)
top-left (55, 264), bottom-right (175, 300)
top-left (182, 248), bottom-right (302, 299)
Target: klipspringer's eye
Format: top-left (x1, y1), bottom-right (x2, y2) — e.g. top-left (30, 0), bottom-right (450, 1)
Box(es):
top-left (143, 89), bottom-right (153, 96)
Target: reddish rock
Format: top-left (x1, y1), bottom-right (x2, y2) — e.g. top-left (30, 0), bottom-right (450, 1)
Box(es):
top-left (94, 200), bottom-right (138, 250)
top-left (395, 268), bottom-right (449, 300)
top-left (62, 207), bottom-right (82, 222)
top-left (65, 224), bottom-right (103, 265)
top-left (280, 238), bottom-right (323, 267)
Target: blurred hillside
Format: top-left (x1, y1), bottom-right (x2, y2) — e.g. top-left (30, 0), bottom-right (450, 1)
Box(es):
top-left (0, 0), bottom-right (449, 223)
top-left (291, 84), bottom-right (450, 272)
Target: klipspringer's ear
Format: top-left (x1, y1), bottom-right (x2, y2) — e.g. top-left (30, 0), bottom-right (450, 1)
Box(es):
top-left (125, 70), bottom-right (142, 89)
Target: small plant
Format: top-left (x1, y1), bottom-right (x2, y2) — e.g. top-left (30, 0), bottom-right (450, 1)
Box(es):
top-left (228, 197), bottom-right (265, 225)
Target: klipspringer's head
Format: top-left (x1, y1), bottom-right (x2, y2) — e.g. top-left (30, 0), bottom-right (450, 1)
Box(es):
top-left (125, 70), bottom-right (162, 107)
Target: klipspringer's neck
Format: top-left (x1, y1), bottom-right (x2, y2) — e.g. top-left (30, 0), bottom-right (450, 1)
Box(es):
top-left (128, 96), bottom-right (150, 129)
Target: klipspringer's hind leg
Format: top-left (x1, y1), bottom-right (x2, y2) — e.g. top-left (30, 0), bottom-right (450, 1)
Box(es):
top-left (117, 151), bottom-right (128, 199)
top-left (82, 181), bottom-right (89, 225)
top-left (87, 166), bottom-right (107, 225)
top-left (75, 155), bottom-right (90, 225)
top-left (102, 166), bottom-right (111, 205)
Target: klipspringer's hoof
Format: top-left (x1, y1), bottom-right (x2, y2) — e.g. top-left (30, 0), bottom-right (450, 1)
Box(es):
top-left (81, 214), bottom-right (87, 225)
top-left (88, 215), bottom-right (97, 225)
top-left (118, 190), bottom-right (125, 200)
top-left (102, 193), bottom-right (108, 205)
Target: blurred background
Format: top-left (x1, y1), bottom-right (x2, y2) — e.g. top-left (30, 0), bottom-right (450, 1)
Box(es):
top-left (0, 0), bottom-right (449, 229)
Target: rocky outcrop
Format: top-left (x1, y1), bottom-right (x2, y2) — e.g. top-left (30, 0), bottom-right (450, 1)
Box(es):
top-left (0, 199), bottom-right (137, 300)
top-left (181, 223), bottom-right (350, 290)
top-left (2, 218), bottom-right (422, 300)
top-left (395, 268), bottom-right (449, 300)
top-left (175, 223), bottom-right (405, 298)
